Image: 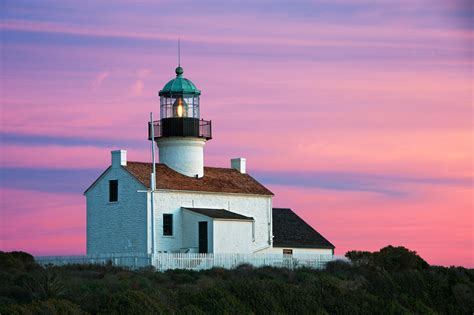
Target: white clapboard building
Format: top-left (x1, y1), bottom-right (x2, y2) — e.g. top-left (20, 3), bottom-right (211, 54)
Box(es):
top-left (84, 65), bottom-right (334, 258)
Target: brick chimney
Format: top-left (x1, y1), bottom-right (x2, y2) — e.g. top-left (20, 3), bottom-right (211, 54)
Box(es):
top-left (231, 157), bottom-right (246, 174)
top-left (111, 150), bottom-right (127, 168)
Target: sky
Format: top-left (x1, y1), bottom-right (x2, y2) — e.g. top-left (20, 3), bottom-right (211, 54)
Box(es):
top-left (0, 0), bottom-right (472, 267)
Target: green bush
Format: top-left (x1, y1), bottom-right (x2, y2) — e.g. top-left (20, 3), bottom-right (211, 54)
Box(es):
top-left (0, 247), bottom-right (472, 314)
top-left (0, 251), bottom-right (38, 273)
top-left (100, 290), bottom-right (168, 314)
top-left (1, 298), bottom-right (84, 315)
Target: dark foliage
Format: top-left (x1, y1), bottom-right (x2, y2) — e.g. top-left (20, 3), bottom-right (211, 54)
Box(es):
top-left (346, 246), bottom-right (429, 272)
top-left (0, 247), bottom-right (472, 314)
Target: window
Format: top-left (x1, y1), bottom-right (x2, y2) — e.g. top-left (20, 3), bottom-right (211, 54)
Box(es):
top-left (163, 214), bottom-right (173, 236)
top-left (109, 180), bottom-right (118, 202)
top-left (283, 249), bottom-right (293, 256)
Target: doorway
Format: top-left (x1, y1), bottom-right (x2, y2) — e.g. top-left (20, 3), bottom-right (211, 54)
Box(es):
top-left (198, 221), bottom-right (208, 253)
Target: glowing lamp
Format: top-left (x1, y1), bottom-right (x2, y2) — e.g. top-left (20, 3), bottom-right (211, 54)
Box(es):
top-left (173, 97), bottom-right (187, 118)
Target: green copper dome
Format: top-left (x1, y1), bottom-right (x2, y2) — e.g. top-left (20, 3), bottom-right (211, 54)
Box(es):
top-left (159, 66), bottom-right (201, 97)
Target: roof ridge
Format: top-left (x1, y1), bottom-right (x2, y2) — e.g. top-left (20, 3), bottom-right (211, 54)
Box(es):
top-left (127, 161), bottom-right (239, 171)
top-left (204, 166), bottom-right (234, 170)
top-left (120, 161), bottom-right (273, 195)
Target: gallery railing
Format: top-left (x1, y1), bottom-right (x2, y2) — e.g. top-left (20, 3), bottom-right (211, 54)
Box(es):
top-left (148, 118), bottom-right (212, 140)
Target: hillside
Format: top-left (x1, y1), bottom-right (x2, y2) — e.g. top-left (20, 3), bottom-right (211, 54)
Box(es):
top-left (0, 246), bottom-right (473, 314)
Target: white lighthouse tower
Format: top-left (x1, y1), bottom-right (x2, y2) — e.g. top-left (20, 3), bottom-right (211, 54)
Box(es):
top-left (149, 65), bottom-right (212, 177)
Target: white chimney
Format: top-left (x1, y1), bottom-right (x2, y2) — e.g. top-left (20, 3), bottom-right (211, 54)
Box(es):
top-left (111, 150), bottom-right (127, 168)
top-left (231, 157), bottom-right (246, 174)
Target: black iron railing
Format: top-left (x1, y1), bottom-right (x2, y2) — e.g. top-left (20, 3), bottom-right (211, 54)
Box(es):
top-left (148, 118), bottom-right (212, 140)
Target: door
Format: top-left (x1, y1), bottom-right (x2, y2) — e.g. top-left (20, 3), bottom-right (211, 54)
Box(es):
top-left (198, 221), bottom-right (208, 253)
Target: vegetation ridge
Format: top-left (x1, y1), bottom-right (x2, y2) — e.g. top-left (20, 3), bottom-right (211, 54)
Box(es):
top-left (0, 246), bottom-right (473, 314)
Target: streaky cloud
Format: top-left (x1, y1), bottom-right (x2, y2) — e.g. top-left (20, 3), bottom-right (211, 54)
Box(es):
top-left (0, 132), bottom-right (143, 149)
top-left (0, 167), bottom-right (103, 194)
top-left (253, 170), bottom-right (472, 197)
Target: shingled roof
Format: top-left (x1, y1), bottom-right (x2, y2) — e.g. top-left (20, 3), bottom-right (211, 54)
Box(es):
top-left (183, 208), bottom-right (254, 221)
top-left (272, 208), bottom-right (335, 249)
top-left (122, 162), bottom-right (273, 196)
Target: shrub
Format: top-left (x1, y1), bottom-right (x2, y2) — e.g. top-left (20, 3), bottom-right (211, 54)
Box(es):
top-left (345, 250), bottom-right (374, 265)
top-left (1, 299), bottom-right (84, 315)
top-left (0, 251), bottom-right (39, 273)
top-left (374, 246), bottom-right (429, 272)
top-left (99, 290), bottom-right (168, 314)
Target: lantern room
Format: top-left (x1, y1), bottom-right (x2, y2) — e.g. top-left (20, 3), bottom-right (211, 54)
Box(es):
top-left (158, 66), bottom-right (201, 119)
top-left (149, 66), bottom-right (212, 141)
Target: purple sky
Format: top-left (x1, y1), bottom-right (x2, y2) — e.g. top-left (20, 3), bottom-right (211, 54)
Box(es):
top-left (0, 0), bottom-right (472, 267)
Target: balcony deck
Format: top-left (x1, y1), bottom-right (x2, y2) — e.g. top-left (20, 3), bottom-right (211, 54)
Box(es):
top-left (148, 118), bottom-right (212, 140)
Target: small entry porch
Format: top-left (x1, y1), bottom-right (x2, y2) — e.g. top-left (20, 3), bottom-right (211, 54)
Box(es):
top-left (181, 207), bottom-right (254, 254)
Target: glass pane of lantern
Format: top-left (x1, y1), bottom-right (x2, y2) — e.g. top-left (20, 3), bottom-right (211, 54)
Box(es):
top-left (195, 97), bottom-right (200, 118)
top-left (183, 96), bottom-right (192, 118)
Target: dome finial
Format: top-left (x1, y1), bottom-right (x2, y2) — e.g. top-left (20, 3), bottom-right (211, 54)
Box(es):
top-left (175, 66), bottom-right (183, 76)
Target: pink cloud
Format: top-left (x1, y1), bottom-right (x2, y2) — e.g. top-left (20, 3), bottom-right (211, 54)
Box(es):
top-left (130, 80), bottom-right (145, 96)
top-left (0, 189), bottom-right (86, 255)
top-left (137, 69), bottom-right (151, 78)
top-left (93, 71), bottom-right (110, 87)
top-left (1, 144), bottom-right (116, 169)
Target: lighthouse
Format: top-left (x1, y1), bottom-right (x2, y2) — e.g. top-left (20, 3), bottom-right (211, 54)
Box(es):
top-left (85, 59), bottom-right (334, 259)
top-left (149, 65), bottom-right (212, 178)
